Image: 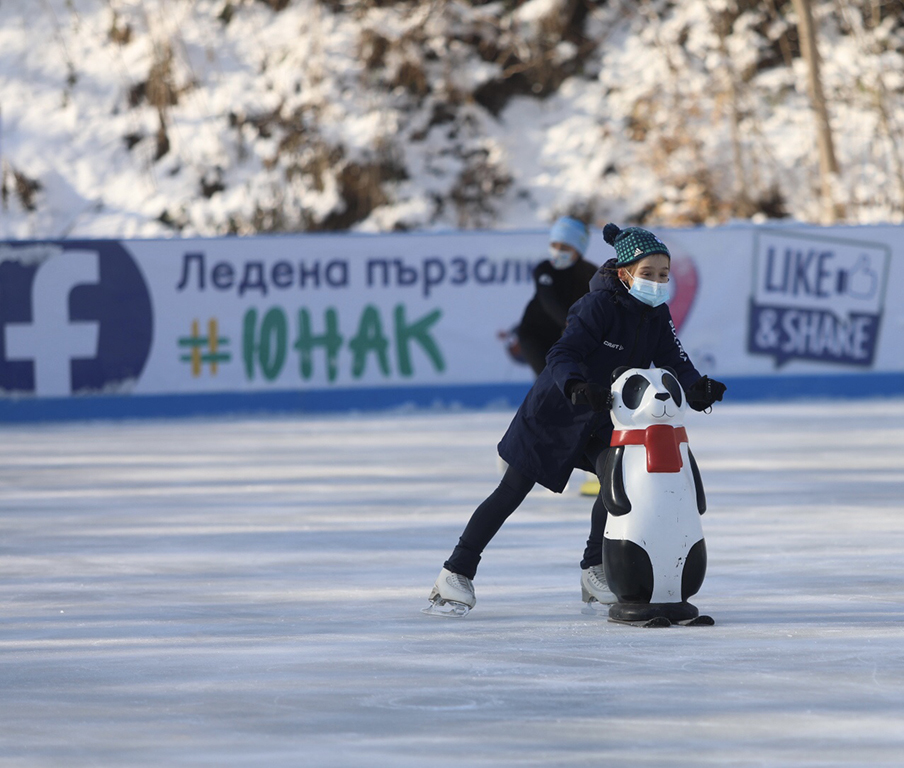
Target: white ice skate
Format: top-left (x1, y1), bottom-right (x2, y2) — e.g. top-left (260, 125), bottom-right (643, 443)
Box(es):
top-left (581, 564), bottom-right (616, 613)
top-left (422, 567), bottom-right (476, 617)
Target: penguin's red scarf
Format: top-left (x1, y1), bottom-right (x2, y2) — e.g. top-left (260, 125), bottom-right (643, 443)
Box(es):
top-left (610, 425), bottom-right (688, 473)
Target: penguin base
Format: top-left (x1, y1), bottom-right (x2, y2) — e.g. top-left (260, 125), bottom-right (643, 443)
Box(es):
top-left (608, 601), bottom-right (699, 625)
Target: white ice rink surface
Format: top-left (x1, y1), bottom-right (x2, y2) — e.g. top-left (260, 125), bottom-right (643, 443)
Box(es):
top-left (2, 399), bottom-right (904, 767)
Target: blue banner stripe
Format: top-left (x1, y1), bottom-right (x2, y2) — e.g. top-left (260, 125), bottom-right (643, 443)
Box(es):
top-left (1, 374), bottom-right (902, 423)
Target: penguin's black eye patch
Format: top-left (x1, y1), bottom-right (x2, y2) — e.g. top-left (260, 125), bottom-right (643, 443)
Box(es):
top-left (622, 375), bottom-right (650, 409)
top-left (662, 372), bottom-right (683, 407)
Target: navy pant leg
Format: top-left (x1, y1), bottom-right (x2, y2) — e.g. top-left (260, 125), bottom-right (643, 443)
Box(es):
top-left (444, 466), bottom-right (535, 579)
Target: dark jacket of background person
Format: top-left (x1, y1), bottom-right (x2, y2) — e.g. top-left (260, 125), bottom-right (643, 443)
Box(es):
top-left (517, 256), bottom-right (599, 375)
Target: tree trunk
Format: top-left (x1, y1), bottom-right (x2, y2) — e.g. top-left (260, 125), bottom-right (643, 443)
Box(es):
top-left (714, 7), bottom-right (753, 217)
top-left (791, 0), bottom-right (843, 222)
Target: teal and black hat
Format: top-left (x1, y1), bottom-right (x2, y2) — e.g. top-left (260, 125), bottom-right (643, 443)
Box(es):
top-left (603, 223), bottom-right (670, 266)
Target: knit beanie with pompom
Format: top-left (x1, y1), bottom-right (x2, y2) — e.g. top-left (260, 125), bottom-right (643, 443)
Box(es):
top-left (602, 223), bottom-right (670, 266)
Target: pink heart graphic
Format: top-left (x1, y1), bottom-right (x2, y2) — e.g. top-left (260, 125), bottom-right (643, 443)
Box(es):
top-left (667, 256), bottom-right (698, 333)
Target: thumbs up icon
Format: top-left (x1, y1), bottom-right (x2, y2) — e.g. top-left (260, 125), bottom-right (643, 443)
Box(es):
top-left (836, 255), bottom-right (878, 299)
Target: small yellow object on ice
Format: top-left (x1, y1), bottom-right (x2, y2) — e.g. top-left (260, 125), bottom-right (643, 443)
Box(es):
top-left (580, 475), bottom-right (600, 496)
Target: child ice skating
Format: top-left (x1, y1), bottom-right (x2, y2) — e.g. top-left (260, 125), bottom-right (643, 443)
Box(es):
top-left (425, 223), bottom-right (726, 617)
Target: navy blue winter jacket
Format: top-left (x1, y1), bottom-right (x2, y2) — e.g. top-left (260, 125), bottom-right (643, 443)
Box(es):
top-left (497, 258), bottom-right (702, 492)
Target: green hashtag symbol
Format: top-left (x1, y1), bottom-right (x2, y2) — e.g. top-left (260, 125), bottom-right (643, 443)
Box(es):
top-left (179, 319), bottom-right (231, 376)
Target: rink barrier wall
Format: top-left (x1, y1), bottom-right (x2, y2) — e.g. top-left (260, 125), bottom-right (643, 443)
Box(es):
top-left (1, 373), bottom-right (902, 423)
top-left (2, 223), bottom-right (904, 422)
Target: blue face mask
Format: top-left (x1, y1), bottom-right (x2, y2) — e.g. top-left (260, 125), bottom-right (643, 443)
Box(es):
top-left (625, 275), bottom-right (671, 307)
top-left (549, 246), bottom-right (577, 270)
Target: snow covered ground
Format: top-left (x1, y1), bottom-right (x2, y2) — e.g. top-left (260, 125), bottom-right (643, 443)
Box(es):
top-left (2, 399), bottom-right (904, 766)
top-left (3, 0), bottom-right (903, 240)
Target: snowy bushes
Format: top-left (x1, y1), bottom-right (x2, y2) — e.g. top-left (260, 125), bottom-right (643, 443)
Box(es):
top-left (1, 0), bottom-right (903, 238)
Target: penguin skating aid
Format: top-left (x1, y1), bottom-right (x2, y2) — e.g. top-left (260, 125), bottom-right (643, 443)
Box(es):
top-left (601, 367), bottom-right (713, 627)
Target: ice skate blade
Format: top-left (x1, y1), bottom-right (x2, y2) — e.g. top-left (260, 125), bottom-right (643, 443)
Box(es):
top-left (422, 599), bottom-right (471, 618)
top-left (580, 586), bottom-right (617, 606)
top-left (581, 599), bottom-right (611, 615)
top-left (609, 615), bottom-right (672, 628)
top-left (585, 593), bottom-right (617, 606)
top-left (608, 614), bottom-right (715, 628)
top-left (581, 595), bottom-right (616, 616)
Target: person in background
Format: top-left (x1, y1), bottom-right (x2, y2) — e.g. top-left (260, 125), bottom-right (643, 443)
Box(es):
top-left (425, 222), bottom-right (726, 617)
top-left (511, 216), bottom-right (598, 376)
top-left (498, 216), bottom-right (601, 495)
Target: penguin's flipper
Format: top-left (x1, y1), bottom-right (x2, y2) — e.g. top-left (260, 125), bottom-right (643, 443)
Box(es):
top-left (688, 448), bottom-right (706, 514)
top-left (602, 446), bottom-right (631, 516)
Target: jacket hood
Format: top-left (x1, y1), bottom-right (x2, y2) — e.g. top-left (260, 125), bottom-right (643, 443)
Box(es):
top-left (589, 258), bottom-right (624, 295)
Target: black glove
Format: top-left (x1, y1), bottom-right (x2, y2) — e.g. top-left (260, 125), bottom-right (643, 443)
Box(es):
top-left (687, 376), bottom-right (727, 412)
top-left (569, 381), bottom-right (613, 412)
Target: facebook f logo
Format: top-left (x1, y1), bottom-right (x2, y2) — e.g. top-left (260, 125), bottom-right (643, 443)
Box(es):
top-left (5, 251), bottom-right (100, 396)
top-left (0, 241), bottom-right (152, 397)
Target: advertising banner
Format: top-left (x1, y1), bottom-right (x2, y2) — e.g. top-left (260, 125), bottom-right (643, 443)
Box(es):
top-left (0, 231), bottom-right (543, 419)
top-left (660, 223), bottom-right (903, 398)
top-left (1, 223), bottom-right (902, 421)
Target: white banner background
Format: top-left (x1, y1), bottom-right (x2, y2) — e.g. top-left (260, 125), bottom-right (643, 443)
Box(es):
top-left (1, 222), bottom-right (902, 414)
